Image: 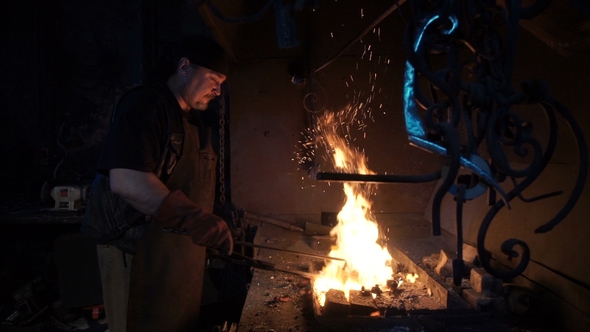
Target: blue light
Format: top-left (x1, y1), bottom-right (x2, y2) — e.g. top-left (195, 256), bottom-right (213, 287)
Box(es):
top-left (401, 13), bottom-right (506, 203)
top-left (405, 14), bottom-right (450, 138)
top-left (403, 62), bottom-right (426, 138)
top-left (414, 15), bottom-right (439, 52)
top-left (443, 16), bottom-right (458, 35)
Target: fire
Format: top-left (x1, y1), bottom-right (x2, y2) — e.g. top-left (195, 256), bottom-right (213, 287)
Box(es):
top-left (313, 109), bottom-right (396, 306)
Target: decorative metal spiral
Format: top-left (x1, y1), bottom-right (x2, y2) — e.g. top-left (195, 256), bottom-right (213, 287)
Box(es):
top-left (402, 0), bottom-right (588, 280)
top-left (314, 0), bottom-right (587, 282)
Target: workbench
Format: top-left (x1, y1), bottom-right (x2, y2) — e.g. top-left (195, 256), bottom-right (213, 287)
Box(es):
top-left (0, 200), bottom-right (84, 225)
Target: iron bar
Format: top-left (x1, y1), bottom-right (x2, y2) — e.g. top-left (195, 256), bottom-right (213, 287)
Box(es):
top-left (314, 0), bottom-right (407, 73)
top-left (315, 170), bottom-right (441, 183)
top-left (235, 241), bottom-right (346, 262)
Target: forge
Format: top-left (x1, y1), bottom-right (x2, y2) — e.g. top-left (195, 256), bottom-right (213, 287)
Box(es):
top-left (237, 216), bottom-right (501, 332)
top-left (236, 107), bottom-right (509, 331)
top-left (309, 241), bottom-right (473, 330)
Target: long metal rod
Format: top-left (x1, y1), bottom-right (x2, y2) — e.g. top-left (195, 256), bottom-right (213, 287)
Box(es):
top-left (316, 171), bottom-right (441, 183)
top-left (235, 241), bottom-right (346, 262)
top-left (314, 0), bottom-right (407, 73)
top-left (210, 252), bottom-right (321, 279)
top-left (245, 212), bottom-right (304, 232)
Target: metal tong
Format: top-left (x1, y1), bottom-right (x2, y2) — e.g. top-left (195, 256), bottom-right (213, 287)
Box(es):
top-left (209, 241), bottom-right (346, 279)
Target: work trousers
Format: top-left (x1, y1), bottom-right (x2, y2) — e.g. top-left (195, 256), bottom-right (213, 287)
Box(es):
top-left (97, 245), bottom-right (133, 332)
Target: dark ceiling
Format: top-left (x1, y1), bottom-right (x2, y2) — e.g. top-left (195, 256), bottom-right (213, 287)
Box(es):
top-left (195, 0), bottom-right (590, 61)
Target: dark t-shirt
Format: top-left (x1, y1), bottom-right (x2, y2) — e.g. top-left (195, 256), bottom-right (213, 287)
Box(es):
top-left (98, 83), bottom-right (182, 175)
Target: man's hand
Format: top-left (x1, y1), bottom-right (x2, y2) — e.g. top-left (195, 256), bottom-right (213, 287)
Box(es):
top-left (154, 190), bottom-right (233, 255)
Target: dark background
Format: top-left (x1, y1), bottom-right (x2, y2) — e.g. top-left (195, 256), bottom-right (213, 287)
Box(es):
top-left (1, 0), bottom-right (590, 330)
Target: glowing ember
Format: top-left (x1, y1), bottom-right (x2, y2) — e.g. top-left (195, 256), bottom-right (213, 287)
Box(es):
top-left (313, 109), bottom-right (396, 306)
top-left (406, 273), bottom-right (419, 283)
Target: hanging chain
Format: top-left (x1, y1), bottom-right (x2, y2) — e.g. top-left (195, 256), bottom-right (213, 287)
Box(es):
top-left (218, 92), bottom-right (226, 205)
top-left (218, 89), bottom-right (247, 244)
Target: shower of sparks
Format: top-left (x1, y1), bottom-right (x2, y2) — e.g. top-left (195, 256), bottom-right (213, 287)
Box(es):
top-left (294, 4), bottom-right (394, 181)
top-left (295, 102), bottom-right (378, 173)
top-left (316, 108), bottom-right (374, 176)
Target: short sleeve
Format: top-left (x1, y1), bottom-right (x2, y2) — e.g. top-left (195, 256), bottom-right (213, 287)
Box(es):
top-left (97, 87), bottom-right (169, 174)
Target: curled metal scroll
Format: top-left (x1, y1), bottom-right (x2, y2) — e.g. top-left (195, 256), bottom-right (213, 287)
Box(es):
top-left (402, 0), bottom-right (588, 280)
top-left (313, 0), bottom-right (587, 282)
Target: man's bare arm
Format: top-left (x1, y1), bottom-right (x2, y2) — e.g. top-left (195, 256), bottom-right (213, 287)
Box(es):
top-left (109, 168), bottom-right (170, 216)
top-left (110, 168), bottom-right (234, 254)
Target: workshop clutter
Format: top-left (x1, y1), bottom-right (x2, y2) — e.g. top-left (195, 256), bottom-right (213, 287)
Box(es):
top-left (0, 277), bottom-right (104, 331)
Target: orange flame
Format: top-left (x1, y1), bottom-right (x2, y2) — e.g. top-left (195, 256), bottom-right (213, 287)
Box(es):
top-left (313, 109), bottom-right (394, 305)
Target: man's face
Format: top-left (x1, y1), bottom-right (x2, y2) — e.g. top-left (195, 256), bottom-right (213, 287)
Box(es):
top-left (181, 64), bottom-right (227, 111)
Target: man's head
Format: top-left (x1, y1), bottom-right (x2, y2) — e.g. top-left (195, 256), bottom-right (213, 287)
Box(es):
top-left (170, 57), bottom-right (227, 111)
top-left (158, 36), bottom-right (229, 111)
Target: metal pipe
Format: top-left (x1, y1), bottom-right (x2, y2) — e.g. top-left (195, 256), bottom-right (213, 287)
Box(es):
top-left (314, 0), bottom-right (407, 73)
top-left (245, 212), bottom-right (304, 232)
top-left (235, 241), bottom-right (346, 262)
top-left (315, 170), bottom-right (441, 183)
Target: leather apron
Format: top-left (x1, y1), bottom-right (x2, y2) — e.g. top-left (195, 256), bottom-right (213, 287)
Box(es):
top-left (127, 115), bottom-right (217, 332)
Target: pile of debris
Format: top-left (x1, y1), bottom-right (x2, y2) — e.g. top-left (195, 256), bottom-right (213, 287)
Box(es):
top-left (421, 244), bottom-right (527, 314)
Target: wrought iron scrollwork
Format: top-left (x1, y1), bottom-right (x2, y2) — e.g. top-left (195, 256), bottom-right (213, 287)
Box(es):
top-left (315, 0), bottom-right (588, 282)
top-left (402, 0), bottom-right (588, 281)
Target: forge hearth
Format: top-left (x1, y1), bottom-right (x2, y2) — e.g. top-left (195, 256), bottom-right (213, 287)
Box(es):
top-left (309, 243), bottom-right (477, 329)
top-left (238, 219), bottom-right (509, 332)
top-left (313, 274), bottom-right (446, 317)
